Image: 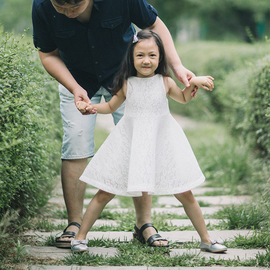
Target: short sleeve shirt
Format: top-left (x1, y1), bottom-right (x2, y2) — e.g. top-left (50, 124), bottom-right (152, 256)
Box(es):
top-left (32, 0), bottom-right (158, 98)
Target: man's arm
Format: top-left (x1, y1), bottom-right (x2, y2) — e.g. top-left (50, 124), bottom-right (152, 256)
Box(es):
top-left (38, 49), bottom-right (91, 104)
top-left (147, 17), bottom-right (194, 87)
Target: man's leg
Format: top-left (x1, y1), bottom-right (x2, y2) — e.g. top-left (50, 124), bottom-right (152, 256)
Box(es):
top-left (133, 194), bottom-right (168, 246)
top-left (56, 85), bottom-right (100, 246)
top-left (61, 159), bottom-right (88, 234)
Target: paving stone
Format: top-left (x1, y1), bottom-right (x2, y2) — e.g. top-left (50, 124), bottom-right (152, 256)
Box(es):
top-left (151, 207), bottom-right (221, 216)
top-left (51, 219), bottom-right (118, 227)
top-left (106, 207), bottom-right (221, 216)
top-left (190, 187), bottom-right (230, 196)
top-left (166, 219), bottom-right (222, 227)
top-left (23, 266), bottom-right (269, 270)
top-left (86, 188), bottom-right (99, 194)
top-left (84, 230), bottom-right (253, 242)
top-left (47, 196), bottom-right (65, 206)
top-left (25, 230), bottom-right (254, 243)
top-left (84, 197), bottom-right (120, 207)
top-left (25, 266), bottom-right (148, 270)
top-left (170, 248), bottom-right (266, 260)
top-left (195, 195), bottom-right (251, 205)
top-left (157, 196), bottom-right (251, 207)
top-left (26, 246), bottom-right (118, 260)
top-left (148, 268), bottom-right (268, 270)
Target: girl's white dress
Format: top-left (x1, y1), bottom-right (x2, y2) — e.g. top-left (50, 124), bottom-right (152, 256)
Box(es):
top-left (80, 74), bottom-right (205, 196)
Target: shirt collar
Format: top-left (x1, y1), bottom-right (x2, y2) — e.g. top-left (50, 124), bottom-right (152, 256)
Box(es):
top-left (94, 0), bottom-right (103, 10)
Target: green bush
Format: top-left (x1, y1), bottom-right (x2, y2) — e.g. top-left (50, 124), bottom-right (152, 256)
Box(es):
top-left (246, 55), bottom-right (270, 159)
top-left (0, 30), bottom-right (61, 219)
top-left (217, 54), bottom-right (270, 159)
top-left (172, 41), bottom-right (269, 120)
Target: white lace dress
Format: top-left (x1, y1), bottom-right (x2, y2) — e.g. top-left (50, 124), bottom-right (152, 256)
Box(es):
top-left (80, 74), bottom-right (205, 196)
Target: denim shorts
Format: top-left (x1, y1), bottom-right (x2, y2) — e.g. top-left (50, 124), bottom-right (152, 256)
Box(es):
top-left (59, 84), bottom-right (125, 159)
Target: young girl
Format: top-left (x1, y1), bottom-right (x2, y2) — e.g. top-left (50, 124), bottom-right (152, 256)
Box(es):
top-left (71, 30), bottom-right (227, 253)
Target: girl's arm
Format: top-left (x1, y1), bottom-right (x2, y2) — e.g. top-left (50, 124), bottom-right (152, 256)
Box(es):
top-left (77, 83), bottom-right (127, 114)
top-left (166, 76), bottom-right (214, 104)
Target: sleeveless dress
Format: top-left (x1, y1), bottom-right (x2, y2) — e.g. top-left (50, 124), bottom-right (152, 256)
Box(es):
top-left (80, 74), bottom-right (205, 196)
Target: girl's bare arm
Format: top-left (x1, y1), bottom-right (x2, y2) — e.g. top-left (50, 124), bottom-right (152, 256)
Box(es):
top-left (166, 76), bottom-right (214, 104)
top-left (77, 83), bottom-right (127, 114)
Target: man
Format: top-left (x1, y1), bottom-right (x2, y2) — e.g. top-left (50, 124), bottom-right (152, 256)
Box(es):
top-left (32, 0), bottom-right (194, 248)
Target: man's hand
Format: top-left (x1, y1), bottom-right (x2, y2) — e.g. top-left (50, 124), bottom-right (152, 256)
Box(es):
top-left (174, 65), bottom-right (195, 88)
top-left (73, 88), bottom-right (96, 115)
top-left (76, 101), bottom-right (97, 115)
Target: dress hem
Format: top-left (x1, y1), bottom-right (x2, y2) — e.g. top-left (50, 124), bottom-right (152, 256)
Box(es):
top-left (80, 175), bottom-right (205, 197)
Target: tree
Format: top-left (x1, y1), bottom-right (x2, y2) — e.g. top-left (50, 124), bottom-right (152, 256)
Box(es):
top-left (149, 0), bottom-right (270, 41)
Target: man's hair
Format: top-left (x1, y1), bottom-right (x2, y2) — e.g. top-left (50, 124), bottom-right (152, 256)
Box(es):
top-left (52, 0), bottom-right (84, 5)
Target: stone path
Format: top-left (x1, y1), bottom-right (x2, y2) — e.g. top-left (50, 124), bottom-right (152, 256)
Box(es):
top-left (23, 114), bottom-right (267, 269)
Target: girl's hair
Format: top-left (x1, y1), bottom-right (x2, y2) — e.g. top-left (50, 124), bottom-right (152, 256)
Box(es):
top-left (52, 0), bottom-right (83, 5)
top-left (112, 30), bottom-right (170, 94)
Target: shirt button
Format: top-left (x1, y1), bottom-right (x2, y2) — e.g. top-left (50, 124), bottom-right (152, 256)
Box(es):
top-left (95, 61), bottom-right (99, 64)
top-left (98, 75), bottom-right (102, 79)
top-left (91, 45), bottom-right (95, 49)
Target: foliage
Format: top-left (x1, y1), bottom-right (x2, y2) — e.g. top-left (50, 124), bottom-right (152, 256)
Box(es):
top-left (246, 55), bottom-right (270, 158)
top-left (171, 41), bottom-right (269, 121)
top-left (0, 30), bottom-right (61, 219)
top-left (149, 0), bottom-right (270, 40)
top-left (0, 0), bottom-right (33, 33)
top-left (217, 53), bottom-right (270, 159)
top-left (217, 204), bottom-right (269, 230)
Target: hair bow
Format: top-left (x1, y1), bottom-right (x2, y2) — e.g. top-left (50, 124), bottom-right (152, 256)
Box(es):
top-left (133, 34), bottom-right (138, 43)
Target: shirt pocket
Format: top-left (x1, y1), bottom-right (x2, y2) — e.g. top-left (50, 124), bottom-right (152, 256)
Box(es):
top-left (101, 16), bottom-right (123, 30)
top-left (54, 30), bottom-right (76, 51)
top-left (100, 16), bottom-right (124, 47)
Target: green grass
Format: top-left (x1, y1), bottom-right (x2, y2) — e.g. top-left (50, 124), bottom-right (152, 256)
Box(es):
top-left (31, 218), bottom-right (64, 232)
top-left (63, 239), bottom-right (266, 267)
top-left (215, 204), bottom-right (269, 230)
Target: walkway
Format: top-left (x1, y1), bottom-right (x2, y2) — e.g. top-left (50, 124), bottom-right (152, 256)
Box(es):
top-left (23, 114), bottom-right (267, 270)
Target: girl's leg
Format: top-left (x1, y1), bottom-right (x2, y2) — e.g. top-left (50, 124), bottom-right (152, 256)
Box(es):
top-left (75, 189), bottom-right (115, 240)
top-left (174, 190), bottom-right (210, 244)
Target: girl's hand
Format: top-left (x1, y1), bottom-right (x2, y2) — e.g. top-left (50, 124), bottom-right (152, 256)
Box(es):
top-left (192, 76), bottom-right (214, 91)
top-left (76, 101), bottom-right (97, 115)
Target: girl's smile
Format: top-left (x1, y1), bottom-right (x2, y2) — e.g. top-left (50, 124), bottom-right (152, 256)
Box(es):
top-left (133, 38), bottom-right (160, 78)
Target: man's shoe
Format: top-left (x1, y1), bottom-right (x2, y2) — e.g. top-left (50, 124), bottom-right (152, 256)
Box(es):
top-left (55, 222), bottom-right (81, 248)
top-left (200, 240), bottom-right (227, 253)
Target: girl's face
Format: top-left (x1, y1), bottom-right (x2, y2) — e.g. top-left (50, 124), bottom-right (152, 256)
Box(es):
top-left (133, 38), bottom-right (160, 78)
top-left (51, 0), bottom-right (91, 19)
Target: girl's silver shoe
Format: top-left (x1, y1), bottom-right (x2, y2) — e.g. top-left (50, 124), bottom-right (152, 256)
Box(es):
top-left (200, 240), bottom-right (227, 253)
top-left (71, 239), bottom-right (88, 253)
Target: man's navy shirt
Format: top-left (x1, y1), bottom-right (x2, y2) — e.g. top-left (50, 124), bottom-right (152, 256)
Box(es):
top-left (32, 0), bottom-right (157, 98)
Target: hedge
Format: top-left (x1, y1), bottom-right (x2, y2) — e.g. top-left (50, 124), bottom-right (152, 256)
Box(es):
top-left (0, 30), bottom-right (61, 219)
top-left (246, 55), bottom-right (270, 158)
top-left (171, 41), bottom-right (270, 120)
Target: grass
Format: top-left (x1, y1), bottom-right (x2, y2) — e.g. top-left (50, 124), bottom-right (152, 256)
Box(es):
top-left (185, 123), bottom-right (252, 194)
top-left (215, 204), bottom-right (269, 230)
top-left (62, 239), bottom-right (268, 267)
top-left (3, 118), bottom-right (269, 267)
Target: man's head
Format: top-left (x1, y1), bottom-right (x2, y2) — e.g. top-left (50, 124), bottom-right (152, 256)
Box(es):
top-left (50, 0), bottom-right (90, 18)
